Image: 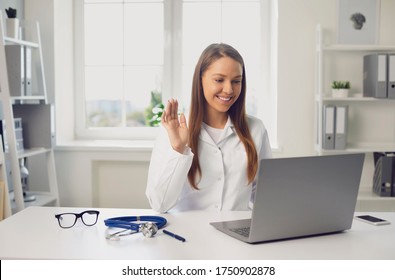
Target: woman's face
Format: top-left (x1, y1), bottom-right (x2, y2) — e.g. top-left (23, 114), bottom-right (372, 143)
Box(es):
top-left (201, 56), bottom-right (243, 120)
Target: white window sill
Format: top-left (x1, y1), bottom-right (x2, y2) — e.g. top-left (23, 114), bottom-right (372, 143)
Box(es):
top-left (55, 140), bottom-right (281, 154)
top-left (55, 140), bottom-right (155, 152)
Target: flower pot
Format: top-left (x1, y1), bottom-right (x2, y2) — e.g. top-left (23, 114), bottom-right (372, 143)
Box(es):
top-left (6, 18), bottom-right (19, 39)
top-left (332, 89), bottom-right (349, 98)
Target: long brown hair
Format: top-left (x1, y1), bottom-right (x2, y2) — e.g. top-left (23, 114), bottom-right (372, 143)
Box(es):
top-left (188, 43), bottom-right (258, 189)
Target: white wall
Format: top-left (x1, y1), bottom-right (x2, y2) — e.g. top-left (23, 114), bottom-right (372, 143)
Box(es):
top-left (55, 148), bottom-right (152, 208)
top-left (277, 0), bottom-right (333, 156)
top-left (27, 0), bottom-right (395, 208)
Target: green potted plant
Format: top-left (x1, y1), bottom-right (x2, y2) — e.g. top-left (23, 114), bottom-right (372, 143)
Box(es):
top-left (331, 80), bottom-right (350, 98)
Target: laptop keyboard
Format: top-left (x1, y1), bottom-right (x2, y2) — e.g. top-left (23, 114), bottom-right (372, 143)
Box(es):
top-left (230, 227), bottom-right (250, 237)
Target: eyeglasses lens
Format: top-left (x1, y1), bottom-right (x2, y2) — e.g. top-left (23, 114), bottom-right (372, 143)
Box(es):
top-left (82, 211), bottom-right (99, 226)
top-left (58, 214), bottom-right (77, 228)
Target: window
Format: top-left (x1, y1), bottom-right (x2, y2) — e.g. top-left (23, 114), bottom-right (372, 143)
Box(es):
top-left (75, 0), bottom-right (277, 144)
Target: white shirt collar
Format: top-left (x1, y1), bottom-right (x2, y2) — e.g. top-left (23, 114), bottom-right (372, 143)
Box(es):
top-left (200, 116), bottom-right (235, 145)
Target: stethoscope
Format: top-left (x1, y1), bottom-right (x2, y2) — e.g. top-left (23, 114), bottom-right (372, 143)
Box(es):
top-left (104, 216), bottom-right (167, 240)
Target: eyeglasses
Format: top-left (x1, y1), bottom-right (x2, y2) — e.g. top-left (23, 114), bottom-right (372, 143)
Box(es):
top-left (55, 210), bottom-right (100, 229)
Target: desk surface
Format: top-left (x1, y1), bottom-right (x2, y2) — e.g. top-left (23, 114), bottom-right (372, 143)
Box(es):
top-left (0, 206), bottom-right (394, 260)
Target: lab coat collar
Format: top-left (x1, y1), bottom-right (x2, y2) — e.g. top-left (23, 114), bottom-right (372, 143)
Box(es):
top-left (199, 117), bottom-right (235, 146)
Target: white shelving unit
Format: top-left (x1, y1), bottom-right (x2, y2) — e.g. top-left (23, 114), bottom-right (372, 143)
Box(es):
top-left (0, 139), bottom-right (11, 220)
top-left (315, 24), bottom-right (395, 211)
top-left (315, 24), bottom-right (395, 154)
top-left (0, 13), bottom-right (59, 216)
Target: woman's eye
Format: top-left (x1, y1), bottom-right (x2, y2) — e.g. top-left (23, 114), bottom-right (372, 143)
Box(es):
top-left (233, 80), bottom-right (241, 84)
top-left (215, 79), bottom-right (223, 83)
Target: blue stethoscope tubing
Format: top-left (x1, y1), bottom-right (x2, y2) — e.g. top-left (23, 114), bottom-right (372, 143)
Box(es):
top-left (104, 215), bottom-right (167, 232)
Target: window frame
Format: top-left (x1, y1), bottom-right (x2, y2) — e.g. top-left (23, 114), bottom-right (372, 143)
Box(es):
top-left (73, 0), bottom-right (277, 145)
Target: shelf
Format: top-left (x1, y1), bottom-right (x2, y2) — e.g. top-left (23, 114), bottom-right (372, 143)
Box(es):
top-left (315, 25), bottom-right (395, 156)
top-left (321, 145), bottom-right (395, 153)
top-left (323, 45), bottom-right (395, 52)
top-left (358, 190), bottom-right (395, 201)
top-left (322, 96), bottom-right (395, 102)
top-left (1, 12), bottom-right (59, 217)
top-left (3, 36), bottom-right (39, 48)
top-left (319, 143), bottom-right (395, 154)
top-left (342, 142), bottom-right (395, 151)
top-left (17, 147), bottom-right (51, 159)
top-left (9, 191), bottom-right (58, 213)
top-left (356, 190), bottom-right (395, 211)
top-left (11, 96), bottom-right (46, 104)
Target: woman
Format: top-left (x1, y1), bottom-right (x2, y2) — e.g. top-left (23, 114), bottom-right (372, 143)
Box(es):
top-left (146, 43), bottom-right (271, 213)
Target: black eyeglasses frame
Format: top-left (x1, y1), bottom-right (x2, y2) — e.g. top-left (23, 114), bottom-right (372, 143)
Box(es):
top-left (55, 210), bottom-right (100, 229)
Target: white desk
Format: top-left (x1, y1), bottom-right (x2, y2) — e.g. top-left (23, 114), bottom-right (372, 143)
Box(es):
top-left (0, 206), bottom-right (394, 259)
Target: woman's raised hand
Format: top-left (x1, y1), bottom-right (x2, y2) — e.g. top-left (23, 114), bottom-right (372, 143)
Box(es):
top-left (161, 99), bottom-right (189, 153)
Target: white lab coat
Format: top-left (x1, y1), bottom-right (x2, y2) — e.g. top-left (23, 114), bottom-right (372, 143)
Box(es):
top-left (146, 115), bottom-right (272, 213)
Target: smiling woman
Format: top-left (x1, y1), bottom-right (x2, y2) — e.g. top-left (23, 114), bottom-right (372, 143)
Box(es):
top-left (145, 43), bottom-right (272, 213)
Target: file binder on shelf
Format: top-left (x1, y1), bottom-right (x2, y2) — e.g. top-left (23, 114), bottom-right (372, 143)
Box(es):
top-left (363, 54), bottom-right (387, 98)
top-left (4, 45), bottom-right (32, 97)
top-left (5, 45), bottom-right (25, 96)
top-left (322, 105), bottom-right (335, 150)
top-left (388, 54), bottom-right (395, 99)
top-left (334, 105), bottom-right (348, 150)
top-left (322, 105), bottom-right (348, 150)
top-left (373, 152), bottom-right (395, 197)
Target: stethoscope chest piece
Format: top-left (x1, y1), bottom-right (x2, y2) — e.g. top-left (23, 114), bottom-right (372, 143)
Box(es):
top-left (104, 215), bottom-right (167, 240)
top-left (140, 222), bottom-right (158, 238)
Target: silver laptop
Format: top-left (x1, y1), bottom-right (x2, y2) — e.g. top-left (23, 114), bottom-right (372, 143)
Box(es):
top-left (210, 153), bottom-right (365, 243)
